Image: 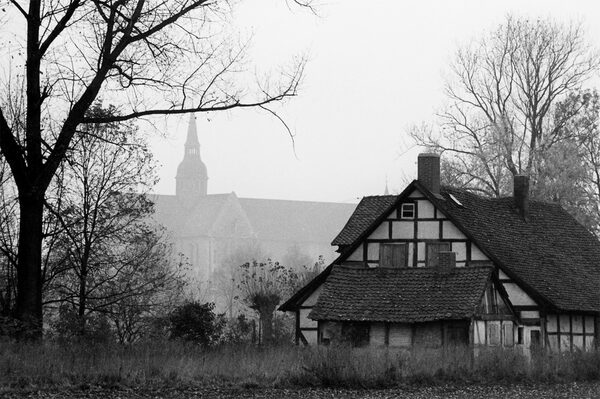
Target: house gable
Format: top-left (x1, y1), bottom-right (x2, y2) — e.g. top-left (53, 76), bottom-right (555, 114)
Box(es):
top-left (340, 186), bottom-right (490, 270)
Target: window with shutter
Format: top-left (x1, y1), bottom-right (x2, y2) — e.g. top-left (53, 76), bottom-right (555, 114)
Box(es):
top-left (379, 243), bottom-right (408, 268)
top-left (426, 242), bottom-right (451, 267)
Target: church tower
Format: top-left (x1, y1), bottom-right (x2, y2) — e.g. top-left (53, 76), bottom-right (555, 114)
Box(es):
top-left (176, 114), bottom-right (208, 202)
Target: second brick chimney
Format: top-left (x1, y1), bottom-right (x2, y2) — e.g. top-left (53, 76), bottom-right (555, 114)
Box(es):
top-left (417, 153), bottom-right (441, 195)
top-left (513, 175), bottom-right (530, 220)
top-left (437, 251), bottom-right (456, 275)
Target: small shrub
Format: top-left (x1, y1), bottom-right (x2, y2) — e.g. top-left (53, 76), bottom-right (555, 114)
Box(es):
top-left (169, 301), bottom-right (224, 346)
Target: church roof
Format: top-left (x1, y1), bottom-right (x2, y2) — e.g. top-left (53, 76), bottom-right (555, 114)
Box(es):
top-left (151, 193), bottom-right (357, 244)
top-left (239, 198), bottom-right (356, 244)
top-left (150, 193), bottom-right (235, 237)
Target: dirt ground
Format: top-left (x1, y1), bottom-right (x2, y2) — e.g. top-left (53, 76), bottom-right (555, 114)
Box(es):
top-left (2, 382), bottom-right (600, 399)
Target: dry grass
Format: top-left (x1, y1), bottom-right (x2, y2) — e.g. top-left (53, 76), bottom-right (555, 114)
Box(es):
top-left (1, 341), bottom-right (599, 390)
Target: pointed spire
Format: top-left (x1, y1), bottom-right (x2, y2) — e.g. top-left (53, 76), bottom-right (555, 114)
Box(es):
top-left (176, 113), bottom-right (208, 200)
top-left (185, 114), bottom-right (200, 147)
top-left (384, 175), bottom-right (389, 195)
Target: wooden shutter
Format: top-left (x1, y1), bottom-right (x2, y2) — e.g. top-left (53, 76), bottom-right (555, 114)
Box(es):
top-left (380, 244), bottom-right (407, 268)
top-left (426, 242), bottom-right (451, 267)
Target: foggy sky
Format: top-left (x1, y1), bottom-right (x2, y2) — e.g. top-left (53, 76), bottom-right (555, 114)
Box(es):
top-left (149, 0), bottom-right (600, 203)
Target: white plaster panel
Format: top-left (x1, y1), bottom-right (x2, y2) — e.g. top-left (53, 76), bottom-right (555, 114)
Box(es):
top-left (368, 262), bottom-right (378, 268)
top-left (391, 221), bottom-right (414, 239)
top-left (585, 316), bottom-right (595, 333)
top-left (303, 330), bottom-right (318, 345)
top-left (417, 221), bottom-right (439, 239)
top-left (367, 243), bottom-right (380, 260)
top-left (586, 337), bottom-right (596, 351)
top-left (520, 311), bottom-right (539, 319)
top-left (456, 261), bottom-right (466, 268)
top-left (470, 244), bottom-right (489, 261)
top-left (573, 335), bottom-right (584, 350)
top-left (474, 320), bottom-right (486, 345)
top-left (347, 245), bottom-right (363, 261)
top-left (560, 315), bottom-right (570, 333)
top-left (503, 282), bottom-right (537, 306)
top-left (498, 270), bottom-right (509, 280)
top-left (300, 308), bottom-right (317, 328)
top-left (503, 321), bottom-right (515, 347)
top-left (572, 315), bottom-right (583, 333)
top-left (547, 315), bottom-right (558, 333)
top-left (370, 323), bottom-right (386, 346)
top-left (487, 321), bottom-right (501, 346)
top-left (560, 334), bottom-right (570, 351)
top-left (417, 200), bottom-right (435, 219)
top-left (408, 189), bottom-right (423, 198)
top-left (369, 222), bottom-right (389, 239)
top-left (302, 286), bottom-right (322, 307)
top-left (407, 243), bottom-right (414, 267)
top-left (417, 242), bottom-right (426, 261)
top-left (389, 324), bottom-right (412, 347)
top-left (452, 242), bottom-right (467, 261)
top-left (442, 221), bottom-right (466, 239)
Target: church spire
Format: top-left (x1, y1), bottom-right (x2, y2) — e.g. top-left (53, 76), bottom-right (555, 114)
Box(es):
top-left (176, 114), bottom-right (208, 202)
top-left (185, 113), bottom-right (200, 147)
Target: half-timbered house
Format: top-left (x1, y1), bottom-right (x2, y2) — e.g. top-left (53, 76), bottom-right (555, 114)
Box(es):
top-left (280, 153), bottom-right (600, 352)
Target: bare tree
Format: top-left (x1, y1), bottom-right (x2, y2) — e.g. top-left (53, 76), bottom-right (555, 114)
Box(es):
top-left (43, 104), bottom-right (187, 337)
top-left (413, 15), bottom-right (599, 197)
top-left (0, 0), bottom-right (308, 337)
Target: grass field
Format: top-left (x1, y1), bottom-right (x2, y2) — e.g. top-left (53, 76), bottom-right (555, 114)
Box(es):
top-left (1, 341), bottom-right (599, 390)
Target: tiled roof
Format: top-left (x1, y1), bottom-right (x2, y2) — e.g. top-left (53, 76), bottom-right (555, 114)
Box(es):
top-left (309, 265), bottom-right (493, 322)
top-left (330, 182), bottom-right (600, 313)
top-left (331, 195), bottom-right (397, 246)
top-left (432, 187), bottom-right (600, 313)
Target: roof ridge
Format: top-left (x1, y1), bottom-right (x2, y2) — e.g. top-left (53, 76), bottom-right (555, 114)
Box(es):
top-left (239, 197), bottom-right (357, 205)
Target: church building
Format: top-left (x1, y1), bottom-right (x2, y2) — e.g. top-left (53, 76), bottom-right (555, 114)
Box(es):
top-left (151, 116), bottom-right (357, 287)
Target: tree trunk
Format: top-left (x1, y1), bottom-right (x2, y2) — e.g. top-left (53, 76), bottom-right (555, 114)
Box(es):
top-left (78, 250), bottom-right (89, 336)
top-left (14, 192), bottom-right (44, 339)
top-left (258, 304), bottom-right (276, 345)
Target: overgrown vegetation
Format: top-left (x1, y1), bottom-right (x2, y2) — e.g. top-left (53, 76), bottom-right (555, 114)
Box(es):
top-left (0, 342), bottom-right (599, 390)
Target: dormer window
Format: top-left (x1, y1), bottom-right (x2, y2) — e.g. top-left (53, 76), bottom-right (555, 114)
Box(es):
top-left (400, 203), bottom-right (415, 219)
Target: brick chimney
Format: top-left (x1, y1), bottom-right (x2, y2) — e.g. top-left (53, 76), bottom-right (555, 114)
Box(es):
top-left (418, 153), bottom-right (440, 195)
top-left (438, 251), bottom-right (456, 274)
top-left (513, 175), bottom-right (529, 220)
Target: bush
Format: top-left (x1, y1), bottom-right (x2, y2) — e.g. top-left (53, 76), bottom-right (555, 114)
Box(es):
top-left (51, 306), bottom-right (113, 344)
top-left (169, 301), bottom-right (224, 346)
top-left (221, 314), bottom-right (256, 344)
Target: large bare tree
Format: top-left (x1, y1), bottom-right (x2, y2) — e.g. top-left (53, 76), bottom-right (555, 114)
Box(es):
top-left (413, 15), bottom-right (599, 197)
top-left (0, 0), bottom-right (307, 337)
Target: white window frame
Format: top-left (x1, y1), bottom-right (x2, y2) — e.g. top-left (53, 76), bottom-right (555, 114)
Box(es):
top-left (400, 203), bottom-right (415, 219)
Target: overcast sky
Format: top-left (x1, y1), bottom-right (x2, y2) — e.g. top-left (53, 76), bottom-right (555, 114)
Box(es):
top-left (148, 0), bottom-right (600, 203)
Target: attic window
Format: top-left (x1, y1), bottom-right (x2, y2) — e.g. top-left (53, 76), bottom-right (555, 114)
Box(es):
top-left (449, 193), bottom-right (463, 207)
top-left (400, 203), bottom-right (415, 219)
